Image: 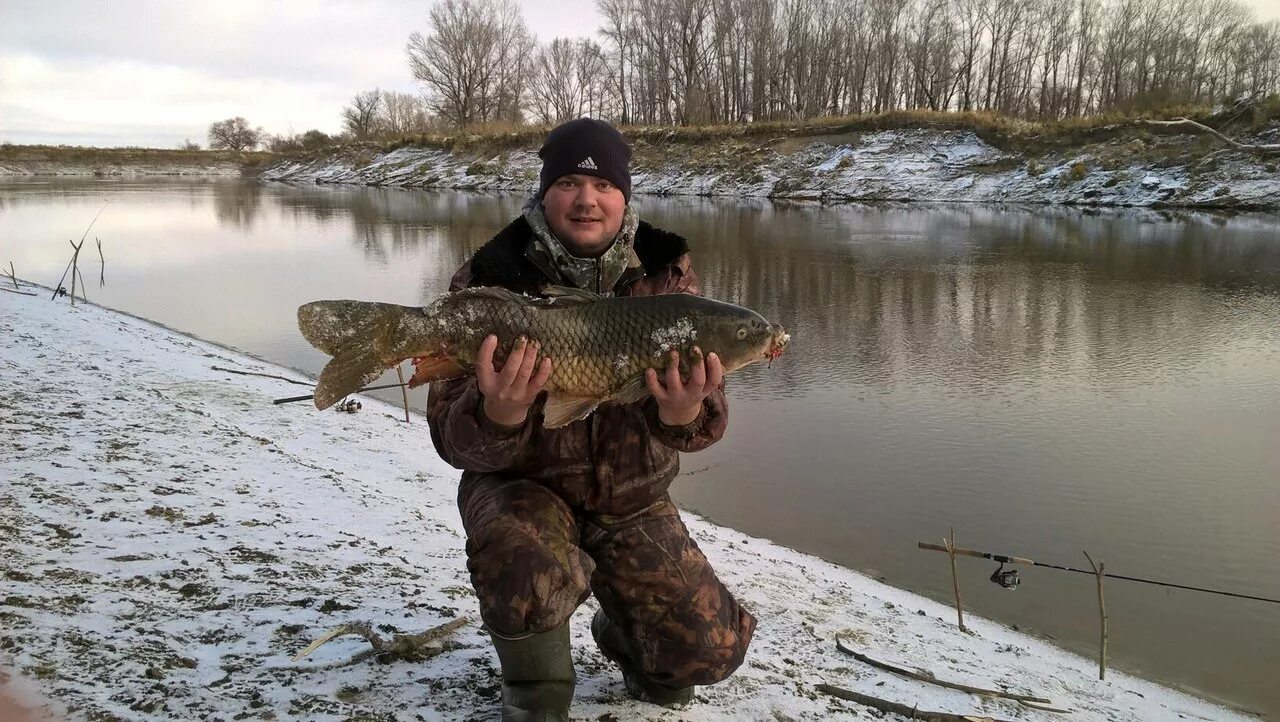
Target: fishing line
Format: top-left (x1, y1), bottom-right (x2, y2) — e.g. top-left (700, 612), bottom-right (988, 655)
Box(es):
top-left (918, 543), bottom-right (1280, 605)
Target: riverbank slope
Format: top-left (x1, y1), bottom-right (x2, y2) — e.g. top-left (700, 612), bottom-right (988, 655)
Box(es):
top-left (0, 146), bottom-right (271, 177)
top-left (259, 119), bottom-right (1280, 209)
top-left (0, 285), bottom-right (1249, 721)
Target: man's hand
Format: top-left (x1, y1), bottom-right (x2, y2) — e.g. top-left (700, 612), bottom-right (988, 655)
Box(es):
top-left (477, 335), bottom-right (552, 426)
top-left (646, 348), bottom-right (723, 427)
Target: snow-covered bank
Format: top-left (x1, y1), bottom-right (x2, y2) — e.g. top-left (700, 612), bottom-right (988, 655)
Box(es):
top-left (261, 127), bottom-right (1280, 209)
top-left (0, 288), bottom-right (1250, 721)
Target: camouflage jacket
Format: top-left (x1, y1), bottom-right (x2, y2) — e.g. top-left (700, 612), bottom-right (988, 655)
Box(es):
top-left (426, 211), bottom-right (728, 515)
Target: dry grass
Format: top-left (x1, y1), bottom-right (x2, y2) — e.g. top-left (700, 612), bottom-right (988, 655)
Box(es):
top-left (362, 102), bottom-right (1280, 157)
top-left (9, 99), bottom-right (1277, 167)
top-left (0, 144), bottom-right (276, 168)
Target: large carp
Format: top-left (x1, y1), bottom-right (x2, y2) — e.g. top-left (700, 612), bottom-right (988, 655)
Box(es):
top-left (297, 286), bottom-right (788, 428)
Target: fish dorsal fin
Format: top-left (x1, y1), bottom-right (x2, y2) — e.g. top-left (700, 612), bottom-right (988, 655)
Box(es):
top-left (541, 285), bottom-right (605, 304)
top-left (542, 393), bottom-right (601, 428)
top-left (458, 286), bottom-right (528, 304)
top-left (609, 374), bottom-right (651, 406)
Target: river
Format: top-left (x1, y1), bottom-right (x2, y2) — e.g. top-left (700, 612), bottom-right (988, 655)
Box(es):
top-left (2, 177), bottom-right (1277, 715)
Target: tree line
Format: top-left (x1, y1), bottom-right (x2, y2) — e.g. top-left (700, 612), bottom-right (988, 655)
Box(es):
top-left (202, 0), bottom-right (1280, 150)
top-left (410, 0), bottom-right (1280, 127)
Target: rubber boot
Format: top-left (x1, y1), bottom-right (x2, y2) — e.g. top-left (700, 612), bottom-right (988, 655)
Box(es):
top-left (489, 624), bottom-right (576, 722)
top-left (591, 608), bottom-right (695, 708)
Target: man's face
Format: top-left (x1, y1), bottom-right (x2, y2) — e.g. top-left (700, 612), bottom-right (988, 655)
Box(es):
top-left (541, 173), bottom-right (626, 257)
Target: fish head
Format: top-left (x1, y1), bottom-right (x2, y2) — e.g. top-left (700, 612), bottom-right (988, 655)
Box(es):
top-left (694, 305), bottom-right (789, 373)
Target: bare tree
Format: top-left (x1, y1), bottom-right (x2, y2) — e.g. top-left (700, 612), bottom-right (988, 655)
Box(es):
top-left (400, 0), bottom-right (1279, 128)
top-left (292, 130), bottom-right (330, 150)
top-left (406, 0), bottom-right (533, 128)
top-left (529, 38), bottom-right (608, 123)
top-left (379, 91), bottom-right (433, 136)
top-left (343, 90), bottom-right (384, 140)
top-left (207, 117), bottom-right (263, 151)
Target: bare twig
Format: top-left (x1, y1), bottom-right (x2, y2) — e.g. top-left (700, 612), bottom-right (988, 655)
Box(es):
top-left (816, 684), bottom-right (1019, 722)
top-left (1084, 550), bottom-right (1108, 680)
top-left (292, 617), bottom-right (469, 663)
top-left (1137, 117), bottom-right (1280, 156)
top-left (833, 637), bottom-right (1051, 704)
top-left (1, 286), bottom-right (37, 296)
top-left (396, 363), bottom-right (411, 423)
top-left (5, 262), bottom-right (17, 290)
top-left (943, 528), bottom-right (967, 632)
top-left (211, 365), bottom-right (312, 387)
top-left (96, 237), bottom-right (105, 287)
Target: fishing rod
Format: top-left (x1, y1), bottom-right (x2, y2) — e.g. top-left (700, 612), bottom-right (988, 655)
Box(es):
top-left (272, 382), bottom-right (409, 405)
top-left (918, 542), bottom-right (1280, 605)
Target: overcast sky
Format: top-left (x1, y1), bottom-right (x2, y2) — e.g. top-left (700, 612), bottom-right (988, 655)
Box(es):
top-left (3, 0), bottom-right (1279, 148)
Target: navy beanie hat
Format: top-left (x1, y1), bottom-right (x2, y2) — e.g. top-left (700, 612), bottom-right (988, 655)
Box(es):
top-left (538, 118), bottom-right (632, 203)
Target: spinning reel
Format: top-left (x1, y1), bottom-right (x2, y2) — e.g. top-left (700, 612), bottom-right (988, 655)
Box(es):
top-left (989, 561), bottom-right (1021, 589)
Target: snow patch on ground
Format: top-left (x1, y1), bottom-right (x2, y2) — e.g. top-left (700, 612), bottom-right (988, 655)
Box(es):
top-left (0, 286), bottom-right (1249, 721)
top-left (259, 128), bottom-right (1280, 209)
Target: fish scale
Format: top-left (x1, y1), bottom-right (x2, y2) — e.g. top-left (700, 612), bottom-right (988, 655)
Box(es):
top-left (298, 285), bottom-right (789, 427)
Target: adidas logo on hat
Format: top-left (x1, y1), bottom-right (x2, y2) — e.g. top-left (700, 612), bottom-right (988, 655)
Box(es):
top-left (577, 156), bottom-right (598, 170)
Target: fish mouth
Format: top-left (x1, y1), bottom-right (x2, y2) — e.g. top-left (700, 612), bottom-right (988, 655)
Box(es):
top-left (764, 323), bottom-right (789, 366)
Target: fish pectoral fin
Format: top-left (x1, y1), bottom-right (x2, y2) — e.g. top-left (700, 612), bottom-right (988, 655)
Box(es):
top-left (541, 394), bottom-right (601, 429)
top-left (609, 374), bottom-right (652, 406)
top-left (314, 345), bottom-right (391, 411)
top-left (540, 285), bottom-right (605, 304)
top-left (408, 355), bottom-right (467, 388)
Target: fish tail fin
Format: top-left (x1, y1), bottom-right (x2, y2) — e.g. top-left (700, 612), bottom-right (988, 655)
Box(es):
top-left (297, 300), bottom-right (411, 410)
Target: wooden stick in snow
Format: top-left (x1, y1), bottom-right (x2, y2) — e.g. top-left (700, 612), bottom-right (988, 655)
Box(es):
top-left (833, 637), bottom-right (1052, 704)
top-left (816, 684), bottom-right (1019, 722)
top-left (1083, 550), bottom-right (1108, 680)
top-left (944, 528), bottom-right (967, 632)
top-left (211, 365), bottom-right (313, 387)
top-left (396, 363), bottom-right (411, 423)
top-left (68, 239), bottom-right (84, 306)
top-left (5, 262), bottom-right (17, 290)
top-left (292, 616), bottom-right (469, 663)
top-left (1137, 117), bottom-right (1280, 156)
top-left (74, 262), bottom-right (89, 302)
top-left (96, 237), bottom-right (105, 287)
top-left (1, 286), bottom-right (37, 296)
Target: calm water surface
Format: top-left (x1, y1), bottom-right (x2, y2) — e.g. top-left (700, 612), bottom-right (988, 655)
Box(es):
top-left (3, 179), bottom-right (1278, 714)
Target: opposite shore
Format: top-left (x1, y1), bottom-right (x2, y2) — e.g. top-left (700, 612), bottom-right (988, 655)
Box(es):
top-left (4, 111), bottom-right (1279, 209)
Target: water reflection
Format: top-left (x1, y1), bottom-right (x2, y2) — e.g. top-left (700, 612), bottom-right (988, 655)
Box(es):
top-left (2, 179), bottom-right (1278, 715)
top-left (269, 185), bottom-right (525, 267)
top-left (211, 180), bottom-right (263, 230)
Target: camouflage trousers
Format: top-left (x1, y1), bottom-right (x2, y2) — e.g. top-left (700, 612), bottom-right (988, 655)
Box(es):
top-left (459, 474), bottom-right (756, 689)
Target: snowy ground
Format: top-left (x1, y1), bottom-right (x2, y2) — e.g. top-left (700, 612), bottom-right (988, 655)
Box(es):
top-left (0, 285), bottom-right (1250, 721)
top-left (259, 128), bottom-right (1280, 209)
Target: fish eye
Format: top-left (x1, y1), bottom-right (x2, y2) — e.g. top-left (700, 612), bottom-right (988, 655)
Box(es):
top-left (736, 327), bottom-right (748, 340)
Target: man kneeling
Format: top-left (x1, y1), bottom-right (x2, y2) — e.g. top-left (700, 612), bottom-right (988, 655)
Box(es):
top-left (427, 118), bottom-right (755, 720)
